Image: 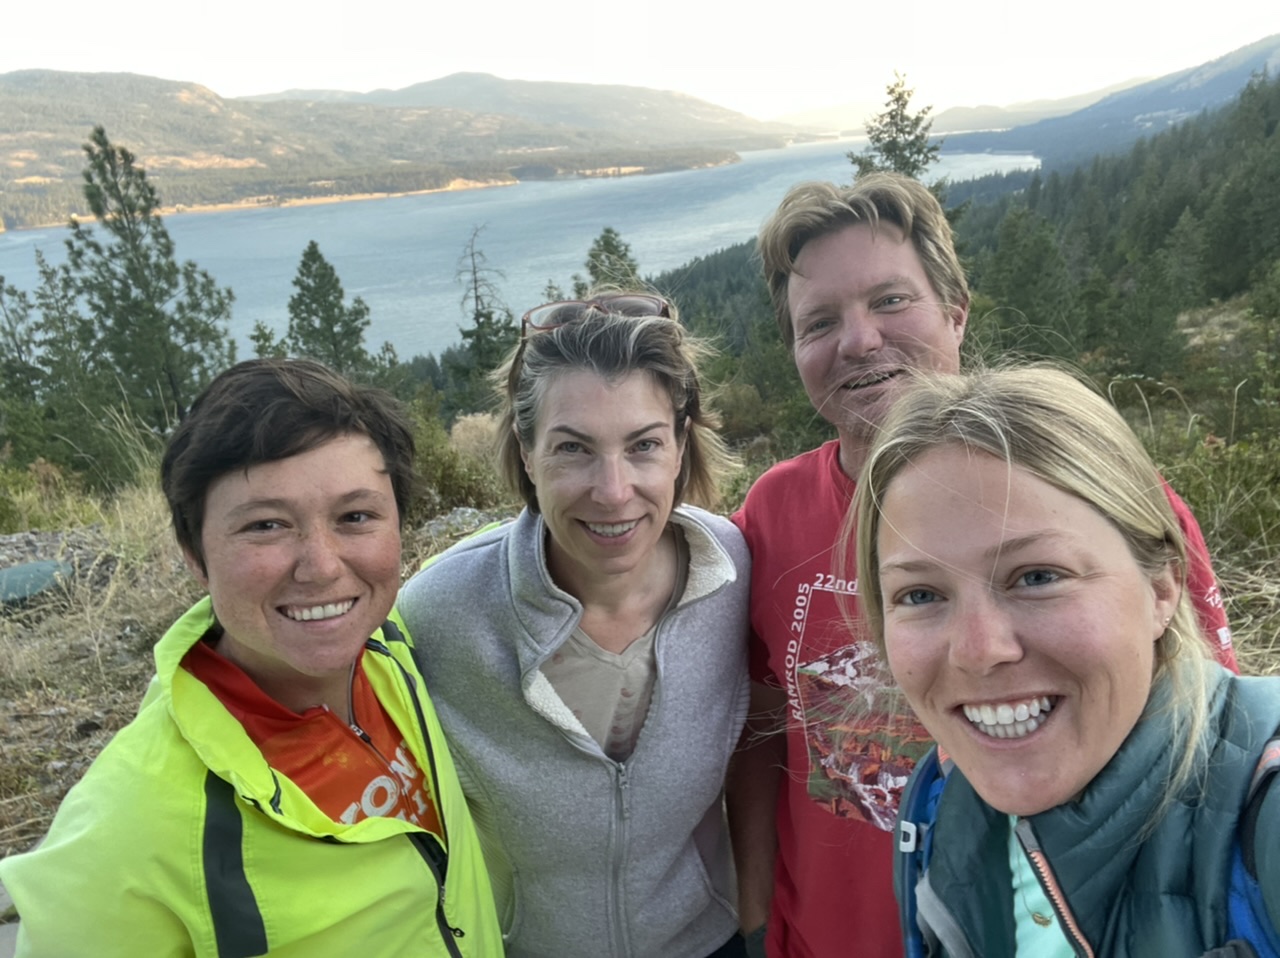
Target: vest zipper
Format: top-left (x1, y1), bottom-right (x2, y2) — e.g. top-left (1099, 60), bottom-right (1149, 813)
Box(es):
top-left (1014, 817), bottom-right (1095, 958)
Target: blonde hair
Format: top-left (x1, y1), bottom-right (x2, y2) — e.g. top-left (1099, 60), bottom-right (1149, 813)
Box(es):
top-left (494, 296), bottom-right (734, 511)
top-left (850, 364), bottom-right (1212, 808)
top-left (757, 174), bottom-right (969, 349)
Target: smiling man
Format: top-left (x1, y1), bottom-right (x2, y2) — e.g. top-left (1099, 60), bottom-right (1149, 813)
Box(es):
top-left (725, 174), bottom-right (1238, 958)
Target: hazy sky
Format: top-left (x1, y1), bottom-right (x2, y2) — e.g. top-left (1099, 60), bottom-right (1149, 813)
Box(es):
top-left (6, 1), bottom-right (1279, 119)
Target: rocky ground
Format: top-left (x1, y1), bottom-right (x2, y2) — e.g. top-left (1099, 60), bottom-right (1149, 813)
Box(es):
top-left (0, 528), bottom-right (117, 589)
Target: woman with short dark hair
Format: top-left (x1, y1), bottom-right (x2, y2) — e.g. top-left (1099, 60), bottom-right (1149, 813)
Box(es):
top-left (0, 358), bottom-right (503, 957)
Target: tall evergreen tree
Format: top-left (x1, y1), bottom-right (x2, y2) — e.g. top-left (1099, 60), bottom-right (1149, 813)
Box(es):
top-left (443, 227), bottom-right (517, 418)
top-left (0, 276), bottom-right (37, 402)
top-left (65, 126), bottom-right (235, 428)
top-left (982, 207), bottom-right (1082, 360)
top-left (573, 227), bottom-right (642, 297)
top-left (285, 240), bottom-right (374, 377)
top-left (0, 276), bottom-right (42, 461)
top-left (455, 227), bottom-right (517, 372)
top-left (848, 73), bottom-right (942, 182)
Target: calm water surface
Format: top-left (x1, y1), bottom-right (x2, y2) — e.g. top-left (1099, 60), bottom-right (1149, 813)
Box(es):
top-left (0, 141), bottom-right (1036, 359)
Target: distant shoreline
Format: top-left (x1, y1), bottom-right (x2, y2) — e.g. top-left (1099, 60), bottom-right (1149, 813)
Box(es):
top-left (2, 157), bottom-right (743, 234)
top-left (157, 177), bottom-right (516, 222)
top-left (5, 177), bottom-right (518, 233)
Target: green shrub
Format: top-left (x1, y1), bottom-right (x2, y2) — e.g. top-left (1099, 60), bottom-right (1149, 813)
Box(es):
top-left (0, 457), bottom-right (105, 534)
top-left (406, 400), bottom-right (506, 523)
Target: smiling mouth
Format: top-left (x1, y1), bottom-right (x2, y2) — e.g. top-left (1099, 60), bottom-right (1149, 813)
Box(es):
top-left (282, 599), bottom-right (355, 622)
top-left (962, 696), bottom-right (1055, 739)
top-left (843, 369), bottom-right (900, 390)
top-left (585, 519), bottom-right (639, 537)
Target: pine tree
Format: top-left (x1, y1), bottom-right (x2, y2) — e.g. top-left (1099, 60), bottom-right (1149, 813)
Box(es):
top-left (983, 207), bottom-right (1082, 360)
top-left (0, 276), bottom-right (37, 403)
top-left (455, 227), bottom-right (517, 372)
top-left (573, 227), bottom-right (642, 297)
top-left (66, 126), bottom-right (235, 429)
top-left (249, 320), bottom-right (287, 359)
top-left (285, 240), bottom-right (374, 377)
top-left (848, 73), bottom-right (942, 183)
top-left (441, 227), bottom-right (517, 418)
top-left (0, 276), bottom-right (42, 462)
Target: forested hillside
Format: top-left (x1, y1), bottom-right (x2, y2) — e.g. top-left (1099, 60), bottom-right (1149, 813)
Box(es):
top-left (942, 33), bottom-right (1280, 164)
top-left (246, 71), bottom-right (793, 142)
top-left (638, 72), bottom-right (1280, 459)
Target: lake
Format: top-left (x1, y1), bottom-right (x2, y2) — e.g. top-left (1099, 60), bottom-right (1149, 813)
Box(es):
top-left (0, 141), bottom-right (1037, 359)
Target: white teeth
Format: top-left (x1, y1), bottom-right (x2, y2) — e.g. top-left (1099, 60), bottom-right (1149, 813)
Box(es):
top-left (586, 520), bottom-right (639, 537)
top-left (963, 697), bottom-right (1054, 740)
top-left (284, 600), bottom-right (354, 622)
top-left (847, 371), bottom-right (894, 389)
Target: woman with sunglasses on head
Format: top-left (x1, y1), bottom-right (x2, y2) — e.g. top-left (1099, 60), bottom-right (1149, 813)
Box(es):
top-left (399, 292), bottom-right (751, 958)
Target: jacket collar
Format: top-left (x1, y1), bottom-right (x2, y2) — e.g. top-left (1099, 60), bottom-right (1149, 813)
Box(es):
top-left (506, 504), bottom-right (737, 659)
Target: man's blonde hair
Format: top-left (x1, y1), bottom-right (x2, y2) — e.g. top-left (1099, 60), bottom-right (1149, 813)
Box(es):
top-left (757, 174), bottom-right (969, 349)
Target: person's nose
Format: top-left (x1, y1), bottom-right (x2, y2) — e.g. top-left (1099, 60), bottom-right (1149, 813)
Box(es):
top-left (836, 307), bottom-right (884, 360)
top-left (591, 455), bottom-right (632, 508)
top-left (293, 526), bottom-right (344, 583)
top-left (947, 592), bottom-right (1023, 675)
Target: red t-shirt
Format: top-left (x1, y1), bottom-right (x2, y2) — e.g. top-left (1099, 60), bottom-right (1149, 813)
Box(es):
top-left (183, 639), bottom-right (441, 834)
top-left (732, 440), bottom-right (1235, 958)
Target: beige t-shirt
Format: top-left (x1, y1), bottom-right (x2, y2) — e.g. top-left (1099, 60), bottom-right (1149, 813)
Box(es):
top-left (543, 534), bottom-right (690, 762)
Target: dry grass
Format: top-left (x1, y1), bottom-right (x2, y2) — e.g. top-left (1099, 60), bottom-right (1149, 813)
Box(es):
top-left (0, 483), bottom-right (201, 859)
top-left (1218, 560), bottom-right (1280, 677)
top-left (449, 412), bottom-right (500, 466)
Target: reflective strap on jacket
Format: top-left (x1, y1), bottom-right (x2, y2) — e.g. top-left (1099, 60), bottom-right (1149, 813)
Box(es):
top-left (203, 772), bottom-right (269, 957)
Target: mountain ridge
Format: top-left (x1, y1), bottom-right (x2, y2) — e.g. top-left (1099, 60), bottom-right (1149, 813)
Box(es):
top-left (0, 70), bottom-right (785, 229)
top-left (941, 33), bottom-right (1280, 162)
top-left (2, 33), bottom-right (1278, 230)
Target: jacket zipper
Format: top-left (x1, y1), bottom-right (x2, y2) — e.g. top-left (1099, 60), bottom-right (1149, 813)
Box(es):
top-left (369, 638), bottom-right (467, 957)
top-left (1014, 817), bottom-right (1094, 958)
top-left (611, 762), bottom-right (632, 958)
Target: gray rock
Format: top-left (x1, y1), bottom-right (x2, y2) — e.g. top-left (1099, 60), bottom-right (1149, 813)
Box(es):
top-left (419, 507), bottom-right (506, 541)
top-left (0, 528), bottom-right (117, 604)
top-left (0, 560), bottom-right (74, 606)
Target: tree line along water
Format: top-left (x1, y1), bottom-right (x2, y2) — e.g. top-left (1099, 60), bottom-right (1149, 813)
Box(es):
top-left (0, 141), bottom-right (1036, 361)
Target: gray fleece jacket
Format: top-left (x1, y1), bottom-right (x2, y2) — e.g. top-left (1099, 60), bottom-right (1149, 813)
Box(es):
top-left (399, 505), bottom-right (750, 958)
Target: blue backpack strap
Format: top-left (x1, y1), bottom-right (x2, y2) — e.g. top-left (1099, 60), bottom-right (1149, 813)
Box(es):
top-left (897, 747), bottom-right (951, 958)
top-left (1222, 736), bottom-right (1280, 958)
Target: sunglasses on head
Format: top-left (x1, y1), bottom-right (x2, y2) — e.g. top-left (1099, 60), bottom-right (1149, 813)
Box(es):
top-left (520, 293), bottom-right (672, 331)
top-left (508, 293), bottom-right (674, 393)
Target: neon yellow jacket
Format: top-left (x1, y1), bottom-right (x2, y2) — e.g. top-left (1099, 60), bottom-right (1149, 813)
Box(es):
top-left (0, 598), bottom-right (503, 957)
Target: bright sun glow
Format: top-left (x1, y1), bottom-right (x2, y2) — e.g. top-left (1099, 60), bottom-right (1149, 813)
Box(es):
top-left (4, 0), bottom-right (1279, 120)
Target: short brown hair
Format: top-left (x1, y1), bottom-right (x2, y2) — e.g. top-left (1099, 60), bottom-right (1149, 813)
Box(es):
top-left (162, 358), bottom-right (416, 572)
top-left (757, 174), bottom-right (969, 349)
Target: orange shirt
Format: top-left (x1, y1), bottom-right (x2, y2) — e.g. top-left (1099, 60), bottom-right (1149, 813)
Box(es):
top-left (183, 638), bottom-right (441, 835)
